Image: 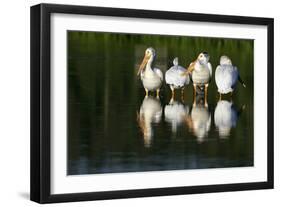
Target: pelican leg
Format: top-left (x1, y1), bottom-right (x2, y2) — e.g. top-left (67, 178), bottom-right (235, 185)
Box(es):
top-left (170, 85), bottom-right (175, 100)
top-left (145, 88), bottom-right (149, 97)
top-left (219, 93), bottom-right (222, 101)
top-left (136, 111), bottom-right (140, 122)
top-left (156, 89), bottom-right (160, 98)
top-left (193, 84), bottom-right (197, 107)
top-left (204, 84), bottom-right (209, 107)
top-left (169, 97), bottom-right (174, 104)
top-left (181, 88), bottom-right (185, 102)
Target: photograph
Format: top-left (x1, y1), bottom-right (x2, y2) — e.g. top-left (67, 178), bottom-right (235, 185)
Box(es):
top-left (30, 3), bottom-right (274, 203)
top-left (67, 31), bottom-right (254, 175)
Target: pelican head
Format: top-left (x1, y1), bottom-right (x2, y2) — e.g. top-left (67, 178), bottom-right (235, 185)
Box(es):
top-left (138, 47), bottom-right (156, 75)
top-left (220, 55), bottom-right (232, 65)
top-left (197, 52), bottom-right (210, 65)
top-left (185, 52), bottom-right (210, 75)
top-left (173, 57), bottom-right (179, 66)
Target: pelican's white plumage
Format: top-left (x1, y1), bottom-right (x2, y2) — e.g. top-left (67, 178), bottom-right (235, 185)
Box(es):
top-left (165, 57), bottom-right (190, 91)
top-left (214, 100), bottom-right (238, 138)
top-left (137, 96), bottom-right (162, 147)
top-left (164, 99), bottom-right (189, 133)
top-left (189, 52), bottom-right (212, 85)
top-left (183, 52), bottom-right (212, 106)
top-left (138, 47), bottom-right (163, 97)
top-left (215, 55), bottom-right (244, 94)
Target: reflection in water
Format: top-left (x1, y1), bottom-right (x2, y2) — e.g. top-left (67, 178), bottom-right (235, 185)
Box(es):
top-left (214, 100), bottom-right (244, 138)
top-left (164, 98), bottom-right (189, 133)
top-left (137, 96), bottom-right (162, 147)
top-left (186, 95), bottom-right (211, 143)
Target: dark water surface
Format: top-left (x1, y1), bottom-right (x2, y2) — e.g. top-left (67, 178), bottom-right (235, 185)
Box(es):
top-left (67, 31), bottom-right (254, 175)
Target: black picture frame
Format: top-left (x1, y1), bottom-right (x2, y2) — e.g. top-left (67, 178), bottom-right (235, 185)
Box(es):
top-left (30, 3), bottom-right (274, 204)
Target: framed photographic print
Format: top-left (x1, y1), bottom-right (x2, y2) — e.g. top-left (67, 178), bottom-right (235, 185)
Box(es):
top-left (30, 3), bottom-right (274, 203)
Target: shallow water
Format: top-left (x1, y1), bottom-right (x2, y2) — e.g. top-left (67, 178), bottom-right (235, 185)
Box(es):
top-left (67, 31), bottom-right (254, 175)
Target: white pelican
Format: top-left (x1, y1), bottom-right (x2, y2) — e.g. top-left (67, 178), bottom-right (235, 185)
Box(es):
top-left (182, 52), bottom-right (212, 106)
top-left (185, 96), bottom-right (211, 143)
top-left (137, 47), bottom-right (163, 97)
top-left (164, 98), bottom-right (189, 133)
top-left (137, 96), bottom-right (162, 147)
top-left (214, 100), bottom-right (244, 138)
top-left (165, 57), bottom-right (190, 99)
top-left (215, 55), bottom-right (246, 99)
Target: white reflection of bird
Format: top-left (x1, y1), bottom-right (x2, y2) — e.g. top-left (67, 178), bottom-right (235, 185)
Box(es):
top-left (214, 100), bottom-right (245, 138)
top-left (164, 98), bottom-right (189, 133)
top-left (182, 52), bottom-right (212, 106)
top-left (165, 57), bottom-right (190, 99)
top-left (185, 98), bottom-right (211, 143)
top-left (137, 96), bottom-right (162, 148)
top-left (137, 47), bottom-right (163, 98)
top-left (215, 55), bottom-right (246, 99)
top-left (214, 100), bottom-right (237, 138)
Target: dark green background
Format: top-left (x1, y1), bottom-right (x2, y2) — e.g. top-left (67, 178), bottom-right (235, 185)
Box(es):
top-left (67, 31), bottom-right (254, 175)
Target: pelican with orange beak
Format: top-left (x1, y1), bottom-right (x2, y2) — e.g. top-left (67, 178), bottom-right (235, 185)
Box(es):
top-left (182, 52), bottom-right (212, 106)
top-left (137, 47), bottom-right (163, 98)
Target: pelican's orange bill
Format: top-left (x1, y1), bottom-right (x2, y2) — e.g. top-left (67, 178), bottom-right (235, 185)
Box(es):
top-left (137, 53), bottom-right (150, 75)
